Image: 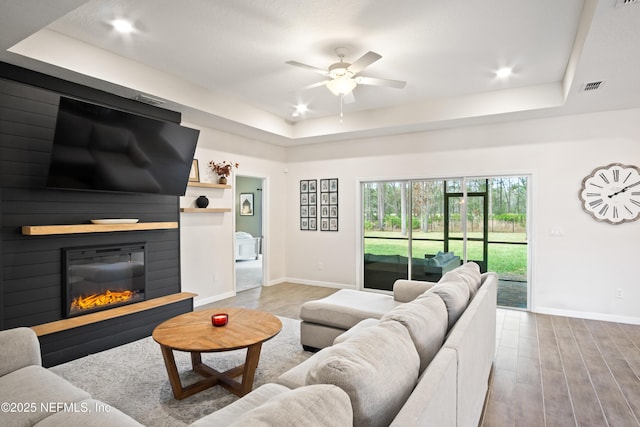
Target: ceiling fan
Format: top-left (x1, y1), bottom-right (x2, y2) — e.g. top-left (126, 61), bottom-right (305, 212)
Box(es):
top-left (286, 47), bottom-right (407, 105)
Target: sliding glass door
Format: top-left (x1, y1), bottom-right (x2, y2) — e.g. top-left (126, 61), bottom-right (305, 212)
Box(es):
top-left (362, 176), bottom-right (529, 309)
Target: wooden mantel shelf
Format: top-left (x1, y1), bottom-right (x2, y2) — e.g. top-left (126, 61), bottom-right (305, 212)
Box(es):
top-left (22, 221), bottom-right (179, 236)
top-left (31, 292), bottom-right (197, 336)
top-left (187, 182), bottom-right (231, 189)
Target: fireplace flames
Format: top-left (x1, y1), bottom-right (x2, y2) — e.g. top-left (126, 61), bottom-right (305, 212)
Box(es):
top-left (71, 290), bottom-right (137, 313)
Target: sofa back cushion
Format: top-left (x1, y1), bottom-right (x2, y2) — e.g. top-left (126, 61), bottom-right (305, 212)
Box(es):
top-left (441, 262), bottom-right (482, 298)
top-left (380, 293), bottom-right (448, 373)
top-left (306, 321), bottom-right (420, 427)
top-left (426, 278), bottom-right (470, 330)
top-left (227, 384), bottom-right (353, 427)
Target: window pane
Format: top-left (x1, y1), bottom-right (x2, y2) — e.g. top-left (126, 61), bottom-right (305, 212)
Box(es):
top-left (363, 182), bottom-right (408, 291)
top-left (411, 180), bottom-right (445, 281)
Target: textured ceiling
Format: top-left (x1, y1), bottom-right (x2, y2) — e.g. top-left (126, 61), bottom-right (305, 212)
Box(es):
top-left (1, 0), bottom-right (639, 145)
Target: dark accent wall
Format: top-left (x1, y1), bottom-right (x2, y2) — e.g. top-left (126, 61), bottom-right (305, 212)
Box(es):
top-left (0, 63), bottom-right (191, 365)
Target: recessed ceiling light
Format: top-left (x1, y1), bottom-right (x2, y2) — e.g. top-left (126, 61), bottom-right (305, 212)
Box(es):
top-left (112, 19), bottom-right (134, 33)
top-left (295, 104), bottom-right (308, 114)
top-left (496, 67), bottom-right (512, 79)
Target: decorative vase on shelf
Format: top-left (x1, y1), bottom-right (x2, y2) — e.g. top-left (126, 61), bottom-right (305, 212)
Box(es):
top-left (195, 195), bottom-right (209, 208)
top-left (218, 176), bottom-right (228, 185)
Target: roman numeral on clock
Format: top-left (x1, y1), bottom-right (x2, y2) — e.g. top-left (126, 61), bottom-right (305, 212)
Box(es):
top-left (613, 169), bottom-right (620, 182)
top-left (631, 199), bottom-right (640, 208)
top-left (599, 172), bottom-right (610, 184)
top-left (623, 171), bottom-right (632, 183)
top-left (613, 206), bottom-right (618, 219)
top-left (598, 204), bottom-right (609, 216)
top-left (589, 199), bottom-right (603, 208)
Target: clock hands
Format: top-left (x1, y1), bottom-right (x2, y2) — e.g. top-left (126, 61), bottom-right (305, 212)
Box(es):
top-left (608, 181), bottom-right (640, 198)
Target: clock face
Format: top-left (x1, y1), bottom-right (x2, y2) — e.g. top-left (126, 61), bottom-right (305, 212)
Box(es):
top-left (579, 163), bottom-right (640, 224)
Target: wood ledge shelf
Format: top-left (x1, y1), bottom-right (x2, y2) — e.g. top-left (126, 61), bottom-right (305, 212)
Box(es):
top-left (22, 221), bottom-right (179, 236)
top-left (187, 182), bottom-right (231, 189)
top-left (180, 208), bottom-right (231, 213)
top-left (31, 292), bottom-right (198, 336)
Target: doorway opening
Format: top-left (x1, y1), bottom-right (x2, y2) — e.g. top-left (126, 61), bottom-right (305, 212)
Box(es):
top-left (235, 176), bottom-right (265, 292)
top-left (362, 176), bottom-right (529, 309)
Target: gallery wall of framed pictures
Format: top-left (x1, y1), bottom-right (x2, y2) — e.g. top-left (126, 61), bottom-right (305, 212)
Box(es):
top-left (300, 178), bottom-right (338, 232)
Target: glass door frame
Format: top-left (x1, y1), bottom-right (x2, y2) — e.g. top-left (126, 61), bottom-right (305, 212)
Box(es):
top-left (444, 178), bottom-right (489, 272)
top-left (359, 174), bottom-right (532, 311)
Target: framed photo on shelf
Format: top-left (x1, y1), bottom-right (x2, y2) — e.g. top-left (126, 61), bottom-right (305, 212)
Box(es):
top-left (300, 179), bottom-right (317, 231)
top-left (240, 193), bottom-right (254, 216)
top-left (320, 178), bottom-right (338, 231)
top-left (189, 159), bottom-right (200, 182)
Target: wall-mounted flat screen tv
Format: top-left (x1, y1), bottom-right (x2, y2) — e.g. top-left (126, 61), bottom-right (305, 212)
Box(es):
top-left (47, 97), bottom-right (199, 196)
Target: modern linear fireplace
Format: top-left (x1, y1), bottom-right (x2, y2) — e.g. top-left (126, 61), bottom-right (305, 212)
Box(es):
top-left (63, 243), bottom-right (147, 318)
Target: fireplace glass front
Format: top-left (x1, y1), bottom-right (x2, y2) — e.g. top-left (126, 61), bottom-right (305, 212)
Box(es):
top-left (64, 243), bottom-right (146, 318)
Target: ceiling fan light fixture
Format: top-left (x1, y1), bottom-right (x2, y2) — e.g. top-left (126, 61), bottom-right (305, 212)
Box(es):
top-left (326, 76), bottom-right (357, 96)
top-left (328, 62), bottom-right (353, 79)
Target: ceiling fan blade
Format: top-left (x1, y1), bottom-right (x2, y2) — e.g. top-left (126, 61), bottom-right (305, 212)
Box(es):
top-left (342, 91), bottom-right (356, 104)
top-left (348, 51), bottom-right (382, 74)
top-left (286, 60), bottom-right (328, 76)
top-left (356, 76), bottom-right (407, 89)
top-left (299, 80), bottom-right (329, 91)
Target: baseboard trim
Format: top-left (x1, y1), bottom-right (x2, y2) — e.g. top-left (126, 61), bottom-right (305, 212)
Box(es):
top-left (270, 277), bottom-right (355, 290)
top-left (194, 291), bottom-right (235, 308)
top-left (533, 306), bottom-right (640, 325)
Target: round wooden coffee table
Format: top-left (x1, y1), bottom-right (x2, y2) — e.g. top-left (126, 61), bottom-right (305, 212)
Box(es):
top-left (152, 307), bottom-right (282, 399)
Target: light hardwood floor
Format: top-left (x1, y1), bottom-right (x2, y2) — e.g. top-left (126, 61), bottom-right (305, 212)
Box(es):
top-left (198, 283), bottom-right (640, 427)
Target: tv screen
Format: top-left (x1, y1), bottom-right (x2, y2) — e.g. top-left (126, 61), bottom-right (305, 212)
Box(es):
top-left (47, 97), bottom-right (199, 196)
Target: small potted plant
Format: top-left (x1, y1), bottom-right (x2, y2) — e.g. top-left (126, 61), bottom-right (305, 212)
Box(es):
top-left (208, 160), bottom-right (239, 184)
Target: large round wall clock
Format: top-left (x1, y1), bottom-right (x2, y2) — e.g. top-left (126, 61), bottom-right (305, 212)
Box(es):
top-left (579, 163), bottom-right (640, 225)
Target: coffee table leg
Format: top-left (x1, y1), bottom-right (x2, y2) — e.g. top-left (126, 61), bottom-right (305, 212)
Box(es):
top-left (240, 342), bottom-right (263, 396)
top-left (159, 345), bottom-right (185, 399)
top-left (191, 351), bottom-right (202, 368)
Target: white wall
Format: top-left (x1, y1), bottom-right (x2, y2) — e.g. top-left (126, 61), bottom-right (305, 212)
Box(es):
top-left (179, 125), bottom-right (287, 306)
top-left (284, 108), bottom-right (640, 324)
top-left (179, 109), bottom-right (640, 324)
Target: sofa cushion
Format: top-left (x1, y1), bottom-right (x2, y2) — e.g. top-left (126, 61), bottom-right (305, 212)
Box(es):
top-left (380, 292), bottom-right (448, 373)
top-left (426, 278), bottom-right (470, 330)
top-left (306, 321), bottom-right (420, 427)
top-left (332, 318), bottom-right (380, 345)
top-left (0, 327), bottom-right (41, 376)
top-left (0, 365), bottom-right (91, 427)
top-left (441, 262), bottom-right (482, 298)
top-left (190, 383), bottom-right (290, 427)
top-left (226, 384), bottom-right (352, 427)
top-left (300, 289), bottom-right (400, 330)
top-left (392, 279), bottom-right (437, 302)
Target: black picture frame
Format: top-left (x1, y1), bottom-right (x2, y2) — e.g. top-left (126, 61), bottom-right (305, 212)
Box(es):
top-left (320, 178), bottom-right (338, 231)
top-left (300, 179), bottom-right (317, 230)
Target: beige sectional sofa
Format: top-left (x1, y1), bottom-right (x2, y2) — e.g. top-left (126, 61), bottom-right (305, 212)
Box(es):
top-left (195, 262), bottom-right (497, 427)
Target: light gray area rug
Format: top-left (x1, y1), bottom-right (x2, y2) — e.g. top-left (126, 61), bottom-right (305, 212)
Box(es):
top-left (50, 316), bottom-right (311, 427)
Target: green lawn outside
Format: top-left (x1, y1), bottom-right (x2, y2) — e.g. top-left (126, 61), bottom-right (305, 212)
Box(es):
top-left (364, 231), bottom-right (527, 280)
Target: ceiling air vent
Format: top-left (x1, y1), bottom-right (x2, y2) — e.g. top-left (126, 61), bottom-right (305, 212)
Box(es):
top-left (133, 94), bottom-right (165, 106)
top-left (616, 0), bottom-right (640, 6)
top-left (583, 81), bottom-right (604, 92)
